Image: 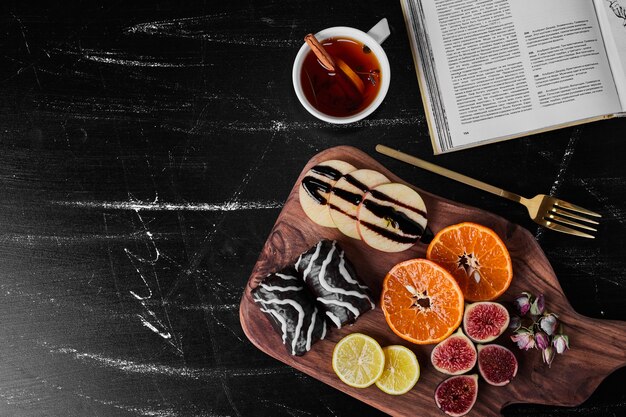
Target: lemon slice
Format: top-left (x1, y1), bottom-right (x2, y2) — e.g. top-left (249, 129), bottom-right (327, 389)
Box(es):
top-left (375, 345), bottom-right (420, 395)
top-left (332, 333), bottom-right (385, 388)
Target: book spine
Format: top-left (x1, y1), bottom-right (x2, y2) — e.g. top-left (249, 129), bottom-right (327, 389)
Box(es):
top-left (401, 0), bottom-right (453, 153)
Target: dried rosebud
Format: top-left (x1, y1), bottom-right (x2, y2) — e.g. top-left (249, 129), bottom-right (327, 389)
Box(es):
top-left (508, 315), bottom-right (522, 331)
top-left (511, 329), bottom-right (535, 350)
top-left (539, 314), bottom-right (559, 336)
top-left (542, 346), bottom-right (556, 367)
top-left (535, 331), bottom-right (549, 350)
top-left (514, 293), bottom-right (532, 316)
top-left (530, 293), bottom-right (545, 316)
top-left (553, 334), bottom-right (570, 354)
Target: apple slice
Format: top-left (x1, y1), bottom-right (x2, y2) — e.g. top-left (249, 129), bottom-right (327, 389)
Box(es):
top-left (328, 169), bottom-right (390, 239)
top-left (299, 160), bottom-right (356, 227)
top-left (356, 182), bottom-right (428, 252)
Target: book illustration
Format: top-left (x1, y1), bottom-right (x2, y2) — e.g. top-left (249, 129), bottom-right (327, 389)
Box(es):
top-left (606, 0), bottom-right (626, 27)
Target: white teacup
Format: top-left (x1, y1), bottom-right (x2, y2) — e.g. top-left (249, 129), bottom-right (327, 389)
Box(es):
top-left (292, 19), bottom-right (391, 124)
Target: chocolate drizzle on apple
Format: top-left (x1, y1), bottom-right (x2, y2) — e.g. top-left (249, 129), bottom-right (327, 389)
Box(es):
top-left (330, 173), bottom-right (369, 206)
top-left (344, 173), bottom-right (369, 192)
top-left (357, 182), bottom-right (429, 252)
top-left (359, 220), bottom-right (420, 244)
top-left (298, 160), bottom-right (428, 252)
top-left (301, 164), bottom-right (346, 205)
top-left (331, 186), bottom-right (362, 206)
top-left (302, 176), bottom-right (332, 204)
top-left (362, 199), bottom-right (425, 237)
top-left (312, 164), bottom-right (343, 179)
top-left (369, 189), bottom-right (427, 217)
top-left (328, 204), bottom-right (358, 220)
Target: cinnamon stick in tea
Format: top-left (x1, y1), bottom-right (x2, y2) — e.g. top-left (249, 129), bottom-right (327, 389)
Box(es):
top-left (304, 34), bottom-right (336, 72)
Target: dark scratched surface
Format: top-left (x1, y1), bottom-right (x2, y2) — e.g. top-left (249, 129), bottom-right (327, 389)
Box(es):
top-left (1, 1), bottom-right (625, 416)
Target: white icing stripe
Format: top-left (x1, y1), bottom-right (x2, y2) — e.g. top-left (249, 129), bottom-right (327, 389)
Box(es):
top-left (275, 273), bottom-right (299, 281)
top-left (318, 297), bottom-right (361, 318)
top-left (317, 243), bottom-right (373, 303)
top-left (259, 298), bottom-right (305, 355)
top-left (294, 255), bottom-right (302, 271)
top-left (325, 311), bottom-right (342, 328)
top-left (320, 320), bottom-right (327, 340)
top-left (260, 308), bottom-right (288, 344)
top-left (259, 283), bottom-right (303, 292)
top-left (301, 240), bottom-right (322, 282)
top-left (338, 250), bottom-right (369, 290)
top-left (305, 307), bottom-right (317, 352)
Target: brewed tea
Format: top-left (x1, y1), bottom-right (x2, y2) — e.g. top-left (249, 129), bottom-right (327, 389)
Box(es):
top-left (301, 37), bottom-right (381, 118)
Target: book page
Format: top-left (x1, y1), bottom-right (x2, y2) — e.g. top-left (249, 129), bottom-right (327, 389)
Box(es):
top-left (594, 0), bottom-right (626, 111)
top-left (419, 0), bottom-right (622, 151)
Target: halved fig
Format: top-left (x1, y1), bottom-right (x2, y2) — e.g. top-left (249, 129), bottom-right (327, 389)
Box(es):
top-left (477, 344), bottom-right (518, 386)
top-left (431, 328), bottom-right (477, 375)
top-left (328, 169), bottom-right (390, 239)
top-left (463, 301), bottom-right (509, 343)
top-left (356, 182), bottom-right (428, 252)
top-left (434, 374), bottom-right (478, 417)
top-left (299, 160), bottom-right (356, 227)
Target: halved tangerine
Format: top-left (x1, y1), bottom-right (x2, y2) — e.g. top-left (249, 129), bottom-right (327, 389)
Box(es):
top-left (426, 222), bottom-right (513, 302)
top-left (381, 259), bottom-right (464, 345)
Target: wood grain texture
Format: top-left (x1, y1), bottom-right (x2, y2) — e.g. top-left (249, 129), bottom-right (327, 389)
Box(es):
top-left (240, 146), bottom-right (626, 416)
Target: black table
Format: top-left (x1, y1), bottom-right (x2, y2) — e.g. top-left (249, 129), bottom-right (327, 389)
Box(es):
top-left (1, 1), bottom-right (625, 416)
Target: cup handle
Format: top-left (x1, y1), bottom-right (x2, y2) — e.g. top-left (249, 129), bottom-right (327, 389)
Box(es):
top-left (366, 18), bottom-right (391, 44)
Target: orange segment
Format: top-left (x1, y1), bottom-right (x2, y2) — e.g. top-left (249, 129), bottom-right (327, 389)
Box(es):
top-left (426, 222), bottom-right (513, 302)
top-left (381, 259), bottom-right (464, 345)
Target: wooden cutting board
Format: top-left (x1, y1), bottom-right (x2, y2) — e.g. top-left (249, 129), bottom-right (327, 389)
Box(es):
top-left (239, 146), bottom-right (626, 417)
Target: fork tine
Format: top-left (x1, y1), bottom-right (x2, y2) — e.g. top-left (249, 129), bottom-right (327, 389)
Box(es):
top-left (553, 200), bottom-right (601, 218)
top-left (540, 219), bottom-right (595, 238)
top-left (544, 213), bottom-right (597, 231)
top-left (550, 207), bottom-right (599, 225)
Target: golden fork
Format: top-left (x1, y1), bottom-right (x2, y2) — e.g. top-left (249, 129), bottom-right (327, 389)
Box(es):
top-left (376, 145), bottom-right (601, 239)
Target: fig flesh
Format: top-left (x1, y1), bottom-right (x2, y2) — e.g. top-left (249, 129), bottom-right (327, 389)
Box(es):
top-left (463, 301), bottom-right (509, 343)
top-left (477, 344), bottom-right (518, 386)
top-left (431, 328), bottom-right (477, 375)
top-left (434, 374), bottom-right (478, 417)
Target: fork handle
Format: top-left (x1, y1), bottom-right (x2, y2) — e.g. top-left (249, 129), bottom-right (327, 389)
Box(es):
top-left (376, 145), bottom-right (525, 203)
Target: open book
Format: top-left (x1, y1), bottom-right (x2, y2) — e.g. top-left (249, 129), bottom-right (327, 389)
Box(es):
top-left (401, 0), bottom-right (626, 154)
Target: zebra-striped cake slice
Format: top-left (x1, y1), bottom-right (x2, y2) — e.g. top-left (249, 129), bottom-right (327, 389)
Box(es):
top-left (295, 240), bottom-right (374, 328)
top-left (252, 266), bottom-right (327, 356)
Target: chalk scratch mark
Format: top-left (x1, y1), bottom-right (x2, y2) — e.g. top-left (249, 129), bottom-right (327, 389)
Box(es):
top-left (168, 128), bottom-right (282, 415)
top-left (50, 46), bottom-right (212, 68)
top-left (47, 345), bottom-right (292, 379)
top-left (52, 199), bottom-right (283, 212)
top-left (575, 177), bottom-right (625, 226)
top-left (138, 313), bottom-right (172, 340)
top-left (156, 254), bottom-right (244, 343)
top-left (0, 232), bottom-right (137, 246)
top-left (33, 95), bottom-right (193, 115)
top-left (536, 129), bottom-right (580, 240)
top-left (143, 300), bottom-right (238, 313)
top-left (162, 116), bottom-right (424, 135)
top-left (12, 13), bottom-right (41, 89)
top-left (221, 380), bottom-right (242, 417)
top-left (124, 14), bottom-right (300, 47)
top-left (547, 247), bottom-right (625, 287)
top-left (183, 130), bottom-right (279, 279)
top-left (84, 54), bottom-right (211, 68)
top-left (258, 399), bottom-right (316, 417)
top-left (124, 208), bottom-right (184, 356)
top-left (37, 375), bottom-right (221, 417)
